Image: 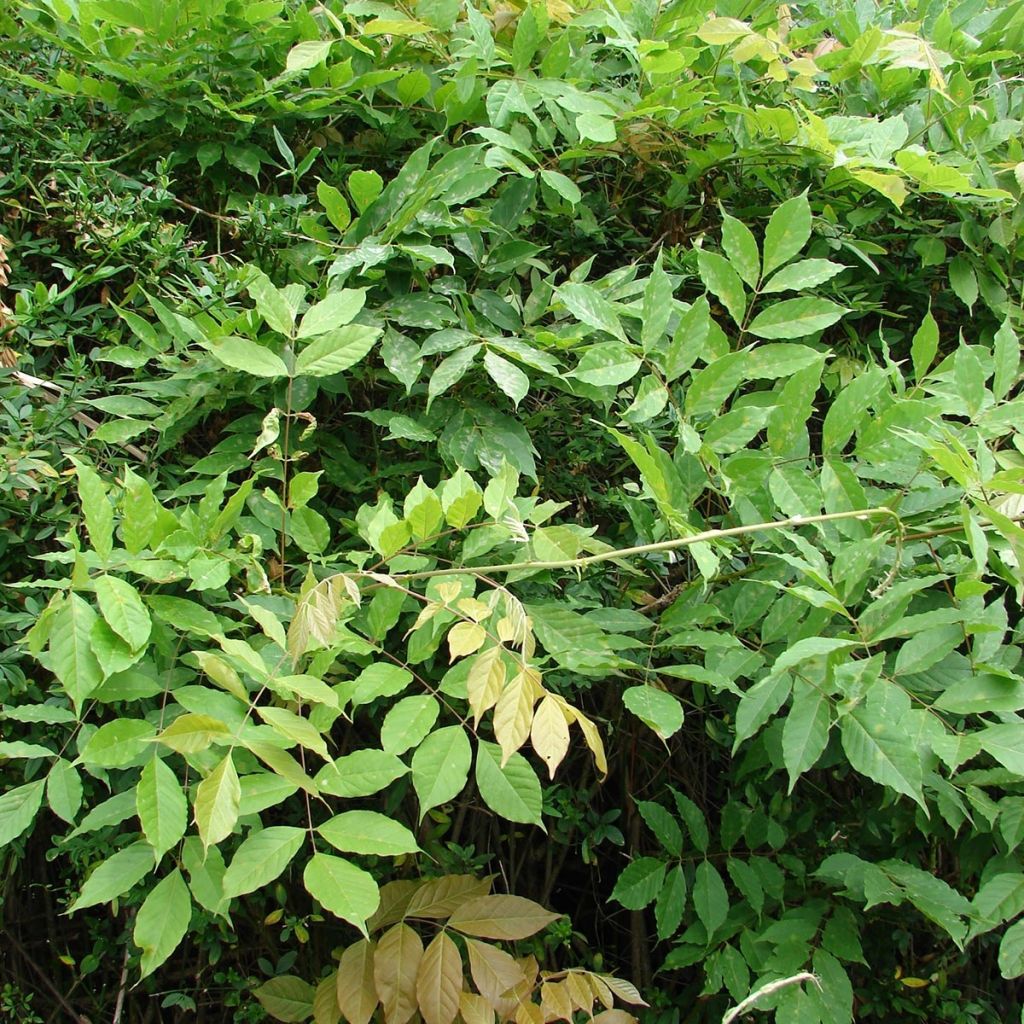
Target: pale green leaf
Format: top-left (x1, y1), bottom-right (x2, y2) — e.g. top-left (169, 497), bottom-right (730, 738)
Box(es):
top-left (137, 757), bottom-right (188, 858)
top-left (295, 324), bottom-right (380, 377)
top-left (318, 811), bottom-right (420, 856)
top-left (475, 740), bottom-right (543, 825)
top-left (223, 826), bottom-right (306, 898)
top-left (94, 575), bottom-right (152, 651)
top-left (747, 298), bottom-right (848, 339)
top-left (412, 726), bottom-right (472, 818)
top-left (304, 853), bottom-right (379, 934)
top-left (134, 868), bottom-right (192, 979)
top-left (763, 193), bottom-right (812, 275)
top-left (209, 336), bottom-right (288, 378)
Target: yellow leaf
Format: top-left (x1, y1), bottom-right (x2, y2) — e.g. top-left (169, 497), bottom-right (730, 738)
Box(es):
top-left (496, 616), bottom-right (516, 643)
top-left (467, 647), bottom-right (507, 726)
top-left (362, 17), bottom-right (432, 35)
top-left (336, 939), bottom-right (378, 1024)
top-left (563, 704), bottom-right (607, 776)
top-left (541, 981), bottom-right (574, 1022)
top-left (464, 938), bottom-right (526, 1005)
top-left (564, 972), bottom-right (594, 1014)
top-left (448, 621), bottom-right (487, 661)
top-left (374, 924), bottom-right (423, 1024)
top-left (415, 932), bottom-right (462, 1024)
top-left (588, 973), bottom-right (613, 1010)
top-left (697, 16), bottom-right (751, 44)
top-left (515, 1003), bottom-right (543, 1024)
top-left (457, 597), bottom-right (493, 622)
top-left (530, 696), bottom-right (570, 778)
top-left (404, 874), bottom-right (492, 919)
top-left (900, 977), bottom-right (930, 988)
top-left (493, 671), bottom-right (538, 764)
top-left (314, 972), bottom-right (341, 1024)
top-left (448, 895), bottom-right (560, 941)
top-left (459, 991), bottom-right (494, 1024)
top-left (592, 1012), bottom-right (637, 1024)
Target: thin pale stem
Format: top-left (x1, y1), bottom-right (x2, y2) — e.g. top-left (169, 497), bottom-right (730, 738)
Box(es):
top-left (375, 507), bottom-right (900, 581)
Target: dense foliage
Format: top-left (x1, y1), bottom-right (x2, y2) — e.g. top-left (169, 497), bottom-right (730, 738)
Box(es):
top-left (2, 0), bottom-right (1024, 1022)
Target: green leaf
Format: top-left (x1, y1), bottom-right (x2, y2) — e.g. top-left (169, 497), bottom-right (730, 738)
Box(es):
top-left (223, 826), bottom-right (306, 898)
top-left (195, 753), bottom-right (240, 850)
top-left (137, 757), bottom-right (188, 858)
top-left (69, 841), bottom-right (155, 912)
top-left (315, 749), bottom-right (409, 797)
top-left (209, 336), bottom-right (288, 378)
top-left (684, 351), bottom-right (745, 417)
top-left (49, 594), bottom-right (103, 712)
top-left (255, 976), bottom-right (317, 1023)
top-left (441, 468), bottom-right (483, 529)
top-left (746, 298), bottom-right (848, 339)
top-left (763, 193), bottom-right (812, 275)
top-left (0, 780), bottom-right (45, 847)
top-left (81, 718), bottom-right (156, 768)
top-left (403, 479), bottom-right (443, 542)
top-left (94, 575), bottom-right (152, 651)
top-left (71, 458), bottom-right (113, 560)
top-left (134, 868), bottom-right (192, 980)
top-left (297, 289), bottom-right (366, 338)
top-left (512, 3), bottom-right (544, 72)
top-left (317, 181), bottom-right (352, 232)
top-left (286, 39), bottom-right (332, 72)
top-left (783, 683), bottom-right (830, 790)
top-left (246, 270), bottom-right (294, 335)
top-left (381, 695), bottom-right (441, 755)
top-left (295, 324), bottom-right (380, 377)
top-left (979, 724), bottom-right (1024, 774)
top-left (999, 919), bottom-right (1024, 979)
top-left (427, 344), bottom-right (481, 409)
top-left (622, 686), bottom-right (684, 740)
top-left (696, 249), bottom-right (746, 326)
top-left (734, 673), bottom-right (791, 747)
top-left (147, 596), bottom-right (223, 638)
top-left (351, 663), bottom-right (414, 707)
top-left (637, 801), bottom-right (683, 857)
top-left (720, 210), bottom-right (760, 289)
top-left (484, 350), bottom-right (529, 406)
top-left (641, 250), bottom-right (674, 351)
top-left (742, 343), bottom-right (827, 380)
top-left (948, 255), bottom-right (978, 312)
top-left (693, 860), bottom-right (729, 937)
top-left (303, 853), bottom-right (379, 934)
top-left (539, 169), bottom-right (581, 205)
top-left (349, 169), bottom-right (384, 213)
top-left (911, 306), bottom-right (939, 381)
top-left (576, 112), bottom-right (616, 143)
top-left (475, 740), bottom-right (543, 825)
top-left (558, 283), bottom-right (626, 341)
top-left (318, 811), bottom-right (420, 855)
top-left (412, 726), bottom-right (472, 818)
top-left (672, 790), bottom-right (709, 852)
top-left (655, 865), bottom-right (687, 940)
top-left (46, 758), bottom-right (83, 823)
top-left (761, 258), bottom-right (844, 294)
top-left (572, 342), bottom-right (641, 387)
top-left (993, 318), bottom-right (1020, 401)
top-left (840, 705), bottom-right (925, 808)
top-left (611, 857), bottom-right (666, 910)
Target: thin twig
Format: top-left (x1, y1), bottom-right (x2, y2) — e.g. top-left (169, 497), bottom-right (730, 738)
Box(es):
top-left (4, 928), bottom-right (90, 1024)
top-left (721, 971), bottom-right (820, 1024)
top-left (7, 369), bottom-right (148, 462)
top-left (373, 507), bottom-right (901, 581)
